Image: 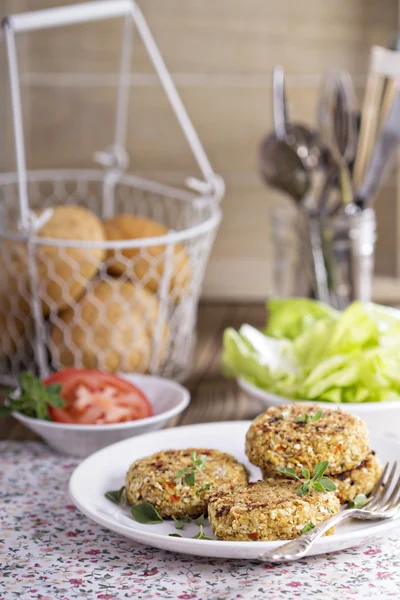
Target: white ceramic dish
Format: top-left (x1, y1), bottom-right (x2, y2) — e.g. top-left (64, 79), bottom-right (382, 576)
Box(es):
top-left (13, 374), bottom-right (190, 458)
top-left (69, 421), bottom-right (400, 560)
top-left (238, 377), bottom-right (400, 440)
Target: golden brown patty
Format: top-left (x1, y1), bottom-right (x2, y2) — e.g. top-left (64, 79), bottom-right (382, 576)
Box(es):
top-left (330, 451), bottom-right (382, 504)
top-left (125, 448), bottom-right (248, 519)
top-left (208, 478), bottom-right (340, 541)
top-left (246, 404), bottom-right (370, 476)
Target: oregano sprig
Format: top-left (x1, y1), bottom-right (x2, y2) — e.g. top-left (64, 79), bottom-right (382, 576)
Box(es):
top-left (276, 461), bottom-right (337, 496)
top-left (175, 451), bottom-right (211, 493)
top-left (296, 410), bottom-right (322, 424)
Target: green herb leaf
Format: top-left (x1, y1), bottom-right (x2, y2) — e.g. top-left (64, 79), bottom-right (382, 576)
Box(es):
top-left (296, 482), bottom-right (310, 496)
top-left (313, 410), bottom-right (323, 422)
top-left (276, 466), bottom-right (299, 479)
top-left (191, 514), bottom-right (205, 526)
top-left (319, 477), bottom-right (337, 492)
top-left (312, 461), bottom-right (329, 481)
top-left (301, 522), bottom-right (315, 534)
top-left (176, 467), bottom-right (190, 478)
top-left (173, 517), bottom-right (185, 530)
top-left (347, 493), bottom-right (369, 509)
top-left (183, 472), bottom-right (196, 486)
top-left (301, 467), bottom-right (310, 479)
top-left (192, 525), bottom-right (213, 540)
top-left (197, 483), bottom-right (211, 495)
top-left (296, 414), bottom-right (308, 424)
top-left (311, 481), bottom-right (325, 493)
top-left (131, 503), bottom-right (163, 524)
top-left (4, 372), bottom-right (65, 421)
top-left (105, 490), bottom-right (120, 505)
top-left (296, 410), bottom-right (322, 425)
top-left (168, 533), bottom-right (182, 538)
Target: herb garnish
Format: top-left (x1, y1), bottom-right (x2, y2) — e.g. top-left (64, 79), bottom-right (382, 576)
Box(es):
top-left (173, 513), bottom-right (205, 530)
top-left (105, 486), bottom-right (125, 505)
top-left (296, 410), bottom-right (322, 424)
top-left (130, 503), bottom-right (163, 524)
top-left (301, 522), bottom-right (315, 534)
top-left (168, 533), bottom-right (182, 537)
top-left (176, 451), bottom-right (211, 493)
top-left (276, 461), bottom-right (337, 496)
top-left (0, 372), bottom-right (65, 420)
top-left (192, 525), bottom-right (214, 540)
top-left (347, 493), bottom-right (369, 509)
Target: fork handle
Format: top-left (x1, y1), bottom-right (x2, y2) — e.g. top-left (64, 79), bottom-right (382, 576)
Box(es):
top-left (258, 508), bottom-right (357, 562)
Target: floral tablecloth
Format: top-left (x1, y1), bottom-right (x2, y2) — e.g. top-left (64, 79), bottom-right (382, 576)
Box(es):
top-left (1, 441), bottom-right (400, 600)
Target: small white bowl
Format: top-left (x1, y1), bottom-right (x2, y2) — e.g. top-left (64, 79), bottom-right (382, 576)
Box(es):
top-left (238, 377), bottom-right (400, 439)
top-left (13, 374), bottom-right (190, 458)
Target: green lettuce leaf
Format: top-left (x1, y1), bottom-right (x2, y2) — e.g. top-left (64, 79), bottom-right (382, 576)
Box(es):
top-left (265, 298), bottom-right (337, 340)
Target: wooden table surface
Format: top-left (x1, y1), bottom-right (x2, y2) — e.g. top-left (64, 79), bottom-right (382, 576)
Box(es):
top-left (0, 302), bottom-right (267, 441)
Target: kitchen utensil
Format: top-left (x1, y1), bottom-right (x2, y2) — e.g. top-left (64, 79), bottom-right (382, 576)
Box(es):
top-left (355, 84), bottom-right (400, 208)
top-left (259, 134), bottom-right (330, 302)
top-left (272, 65), bottom-right (288, 141)
top-left (69, 422), bottom-right (400, 560)
top-left (259, 133), bottom-right (310, 200)
top-left (353, 48), bottom-right (386, 188)
top-left (318, 70), bottom-right (357, 207)
top-left (260, 461), bottom-right (400, 562)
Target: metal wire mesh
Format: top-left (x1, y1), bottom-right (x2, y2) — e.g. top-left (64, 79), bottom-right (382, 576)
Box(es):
top-left (0, 169), bottom-right (221, 384)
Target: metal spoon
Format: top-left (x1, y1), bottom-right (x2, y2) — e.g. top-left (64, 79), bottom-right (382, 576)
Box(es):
top-left (259, 133), bottom-right (330, 303)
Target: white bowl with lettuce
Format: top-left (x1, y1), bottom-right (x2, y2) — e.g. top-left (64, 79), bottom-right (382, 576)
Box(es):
top-left (223, 298), bottom-right (400, 437)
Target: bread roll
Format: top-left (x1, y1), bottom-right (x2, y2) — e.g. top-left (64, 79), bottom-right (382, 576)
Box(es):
top-left (4, 205), bottom-right (106, 316)
top-left (104, 215), bottom-right (190, 300)
top-left (49, 279), bottom-right (169, 373)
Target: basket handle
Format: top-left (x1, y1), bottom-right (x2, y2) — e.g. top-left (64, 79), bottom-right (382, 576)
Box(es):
top-left (2, 0), bottom-right (224, 232)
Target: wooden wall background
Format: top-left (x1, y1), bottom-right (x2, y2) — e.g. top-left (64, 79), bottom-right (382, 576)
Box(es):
top-left (0, 0), bottom-right (399, 300)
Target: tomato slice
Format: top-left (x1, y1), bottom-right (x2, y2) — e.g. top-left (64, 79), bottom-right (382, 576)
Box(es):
top-left (44, 369), bottom-right (153, 425)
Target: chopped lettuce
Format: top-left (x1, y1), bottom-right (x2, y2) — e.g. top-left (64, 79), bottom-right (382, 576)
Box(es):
top-left (222, 299), bottom-right (400, 404)
top-left (264, 298), bottom-right (338, 340)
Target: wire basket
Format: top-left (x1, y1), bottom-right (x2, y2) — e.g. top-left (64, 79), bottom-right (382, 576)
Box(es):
top-left (0, 1), bottom-right (224, 385)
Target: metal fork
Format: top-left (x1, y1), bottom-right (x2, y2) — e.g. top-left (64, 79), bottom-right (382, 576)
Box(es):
top-left (259, 461), bottom-right (400, 563)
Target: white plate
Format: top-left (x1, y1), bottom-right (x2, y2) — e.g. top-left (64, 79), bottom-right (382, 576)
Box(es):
top-left (238, 377), bottom-right (400, 439)
top-left (69, 421), bottom-right (400, 560)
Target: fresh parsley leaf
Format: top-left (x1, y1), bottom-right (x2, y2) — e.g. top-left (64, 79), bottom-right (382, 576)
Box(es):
top-left (131, 503), bottom-right (163, 524)
top-left (168, 533), bottom-right (182, 538)
top-left (301, 522), bottom-right (315, 534)
top-left (192, 525), bottom-right (213, 540)
top-left (347, 493), bottom-right (369, 509)
top-left (2, 372), bottom-right (65, 420)
top-left (105, 486), bottom-right (125, 505)
top-left (276, 466), bottom-right (299, 479)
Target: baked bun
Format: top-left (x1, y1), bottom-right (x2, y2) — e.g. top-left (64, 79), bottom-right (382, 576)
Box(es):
top-left (104, 214), bottom-right (190, 300)
top-left (3, 205), bottom-right (106, 316)
top-left (49, 279), bottom-right (169, 373)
